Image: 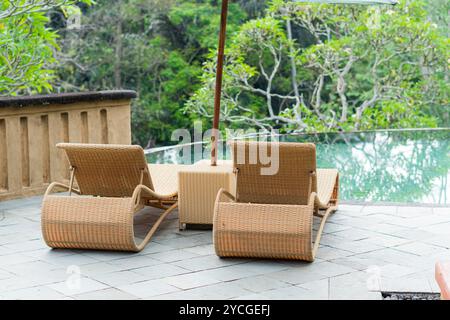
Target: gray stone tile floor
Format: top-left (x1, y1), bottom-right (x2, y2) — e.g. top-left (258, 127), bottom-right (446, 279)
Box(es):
top-left (0, 195), bottom-right (448, 300)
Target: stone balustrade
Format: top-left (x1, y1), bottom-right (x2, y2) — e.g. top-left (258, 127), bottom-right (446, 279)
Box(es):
top-left (0, 90), bottom-right (136, 201)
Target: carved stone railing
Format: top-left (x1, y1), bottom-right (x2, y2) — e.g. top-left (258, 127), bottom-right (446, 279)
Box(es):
top-left (0, 90), bottom-right (136, 201)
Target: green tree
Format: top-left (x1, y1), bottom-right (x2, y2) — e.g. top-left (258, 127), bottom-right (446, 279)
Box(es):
top-left (57, 0), bottom-right (246, 147)
top-left (0, 0), bottom-right (91, 95)
top-left (426, 0), bottom-right (449, 37)
top-left (188, 0), bottom-right (449, 133)
top-left (5, 0), bottom-right (447, 146)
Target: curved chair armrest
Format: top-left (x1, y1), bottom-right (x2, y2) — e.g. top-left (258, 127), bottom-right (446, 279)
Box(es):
top-left (44, 182), bottom-right (81, 197)
top-left (309, 192), bottom-right (317, 207)
top-left (312, 191), bottom-right (338, 217)
top-left (132, 184), bottom-right (171, 207)
top-left (215, 188), bottom-right (236, 203)
top-left (313, 192), bottom-right (330, 211)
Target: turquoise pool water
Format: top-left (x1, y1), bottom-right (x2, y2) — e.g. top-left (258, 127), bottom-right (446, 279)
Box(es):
top-left (147, 129), bottom-right (450, 205)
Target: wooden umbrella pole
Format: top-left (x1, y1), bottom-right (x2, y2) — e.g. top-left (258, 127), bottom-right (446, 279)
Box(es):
top-left (211, 0), bottom-right (229, 166)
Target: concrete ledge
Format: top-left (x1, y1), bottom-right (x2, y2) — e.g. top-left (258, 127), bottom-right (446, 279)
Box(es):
top-left (0, 90), bottom-right (135, 201)
top-left (0, 90), bottom-right (137, 108)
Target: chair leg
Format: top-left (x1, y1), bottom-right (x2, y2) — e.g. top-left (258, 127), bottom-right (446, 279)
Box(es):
top-left (135, 202), bottom-right (178, 251)
top-left (311, 206), bottom-right (337, 260)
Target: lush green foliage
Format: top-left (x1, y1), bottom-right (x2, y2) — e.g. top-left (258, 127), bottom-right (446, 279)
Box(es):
top-left (0, 0), bottom-right (92, 95)
top-left (189, 0), bottom-right (449, 134)
top-left (1, 0), bottom-right (448, 146)
top-left (55, 0), bottom-right (247, 146)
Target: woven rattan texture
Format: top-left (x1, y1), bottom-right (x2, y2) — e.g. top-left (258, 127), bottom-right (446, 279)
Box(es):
top-left (214, 201), bottom-right (314, 261)
top-left (42, 143), bottom-right (180, 252)
top-left (42, 196), bottom-right (136, 251)
top-left (214, 142), bottom-right (339, 261)
top-left (178, 160), bottom-right (234, 226)
top-left (57, 143), bottom-right (153, 197)
top-left (231, 141), bottom-right (317, 205)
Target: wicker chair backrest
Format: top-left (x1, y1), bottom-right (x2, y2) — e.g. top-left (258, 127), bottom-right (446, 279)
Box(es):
top-left (230, 141), bottom-right (317, 205)
top-left (57, 143), bottom-right (153, 197)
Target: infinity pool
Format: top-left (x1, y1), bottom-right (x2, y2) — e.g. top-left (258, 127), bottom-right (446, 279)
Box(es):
top-left (147, 129), bottom-right (450, 205)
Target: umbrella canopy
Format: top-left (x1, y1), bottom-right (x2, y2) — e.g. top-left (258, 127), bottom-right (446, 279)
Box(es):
top-left (210, 0), bottom-right (398, 166)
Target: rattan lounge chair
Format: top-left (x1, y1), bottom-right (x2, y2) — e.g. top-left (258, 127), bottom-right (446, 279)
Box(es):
top-left (42, 143), bottom-right (182, 252)
top-left (213, 141), bottom-right (339, 261)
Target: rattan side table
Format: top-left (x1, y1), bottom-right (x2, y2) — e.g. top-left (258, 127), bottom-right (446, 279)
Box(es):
top-left (178, 160), bottom-right (235, 229)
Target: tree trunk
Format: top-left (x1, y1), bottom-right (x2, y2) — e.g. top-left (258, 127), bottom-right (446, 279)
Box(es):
top-left (337, 76), bottom-right (348, 122)
top-left (286, 18), bottom-right (304, 128)
top-left (286, 19), bottom-right (300, 102)
top-left (114, 18), bottom-right (123, 89)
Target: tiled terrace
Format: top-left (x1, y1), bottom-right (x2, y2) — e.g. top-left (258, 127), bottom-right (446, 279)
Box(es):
top-left (0, 196), bottom-right (449, 300)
